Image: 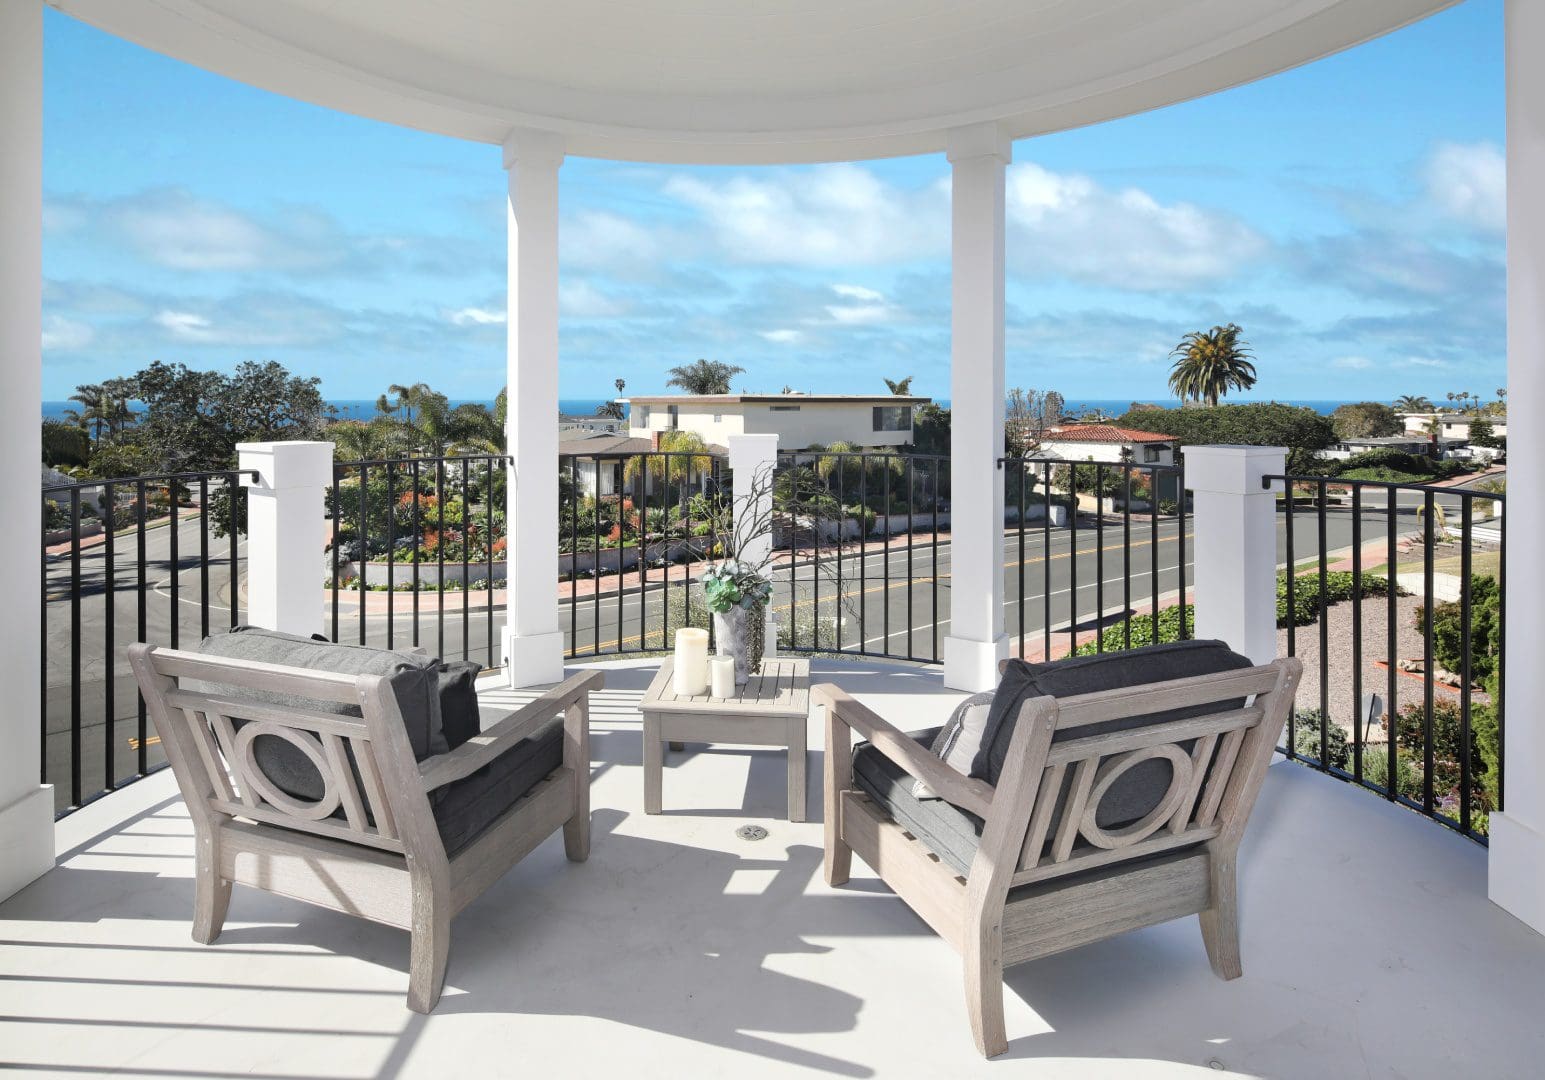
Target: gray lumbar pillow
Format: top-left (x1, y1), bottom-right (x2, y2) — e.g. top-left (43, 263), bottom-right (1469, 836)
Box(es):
top-left (913, 691), bottom-right (995, 799)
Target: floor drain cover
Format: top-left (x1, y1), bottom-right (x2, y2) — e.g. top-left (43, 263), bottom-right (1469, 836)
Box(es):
top-left (736, 825), bottom-right (769, 841)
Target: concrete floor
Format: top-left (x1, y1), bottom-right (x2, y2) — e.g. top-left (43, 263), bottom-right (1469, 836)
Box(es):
top-left (3, 657), bottom-right (1542, 1079)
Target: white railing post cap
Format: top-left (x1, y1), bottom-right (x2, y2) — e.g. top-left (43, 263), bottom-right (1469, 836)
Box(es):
top-left (237, 441), bottom-right (336, 490)
top-left (1183, 445), bottom-right (1287, 495)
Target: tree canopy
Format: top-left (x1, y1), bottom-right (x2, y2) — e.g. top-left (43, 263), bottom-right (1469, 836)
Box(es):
top-left (883, 376), bottom-right (914, 396)
top-left (1330, 401), bottom-right (1402, 440)
top-left (1117, 402), bottom-right (1335, 473)
top-left (1166, 324), bottom-right (1257, 407)
top-left (1393, 394), bottom-right (1434, 413)
top-left (665, 359), bottom-right (745, 395)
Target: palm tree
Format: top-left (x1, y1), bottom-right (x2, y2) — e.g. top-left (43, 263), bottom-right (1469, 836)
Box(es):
top-left (1166, 324), bottom-right (1257, 407)
top-left (665, 359), bottom-right (745, 395)
top-left (883, 376), bottom-right (914, 396)
top-left (622, 430), bottom-right (713, 489)
top-left (1394, 394), bottom-right (1434, 413)
top-left (377, 382), bottom-right (436, 425)
top-left (65, 384), bottom-right (107, 440)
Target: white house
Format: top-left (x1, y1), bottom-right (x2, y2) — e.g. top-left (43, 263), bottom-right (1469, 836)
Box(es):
top-left (559, 413), bottom-right (625, 437)
top-left (558, 432), bottom-right (720, 498)
top-left (1034, 424), bottom-right (1177, 466)
top-left (623, 394), bottom-right (929, 451)
top-left (1400, 412), bottom-right (1509, 441)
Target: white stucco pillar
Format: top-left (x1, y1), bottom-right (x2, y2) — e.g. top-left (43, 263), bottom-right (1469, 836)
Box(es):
top-left (237, 441), bottom-right (334, 638)
top-left (0, 0), bottom-right (52, 903)
top-left (942, 123), bottom-right (1011, 691)
top-left (728, 434), bottom-right (780, 655)
top-left (500, 129), bottom-right (566, 687)
top-left (1490, 0), bottom-right (1545, 935)
top-left (1184, 446), bottom-right (1285, 666)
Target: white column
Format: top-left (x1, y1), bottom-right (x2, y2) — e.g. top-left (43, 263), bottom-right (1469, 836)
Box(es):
top-left (728, 434), bottom-right (780, 655)
top-left (237, 441), bottom-right (335, 638)
top-left (500, 129), bottom-right (566, 687)
top-left (1490, 0), bottom-right (1545, 934)
top-left (0, 0), bottom-right (52, 904)
top-left (942, 123), bottom-right (1011, 691)
top-left (1184, 446), bottom-right (1285, 666)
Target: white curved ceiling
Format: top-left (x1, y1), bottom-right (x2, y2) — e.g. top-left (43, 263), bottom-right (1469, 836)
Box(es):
top-left (51, 0), bottom-right (1457, 163)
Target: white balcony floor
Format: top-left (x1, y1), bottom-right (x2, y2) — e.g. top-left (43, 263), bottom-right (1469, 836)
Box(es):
top-left (2, 657), bottom-right (1541, 1079)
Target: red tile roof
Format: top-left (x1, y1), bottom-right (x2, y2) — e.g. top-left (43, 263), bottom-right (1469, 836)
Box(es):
top-left (1039, 425), bottom-right (1174, 445)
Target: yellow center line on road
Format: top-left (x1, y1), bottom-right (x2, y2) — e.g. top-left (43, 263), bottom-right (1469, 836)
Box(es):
top-left (571, 529), bottom-right (1194, 655)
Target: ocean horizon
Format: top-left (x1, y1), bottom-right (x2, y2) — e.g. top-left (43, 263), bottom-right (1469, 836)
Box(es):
top-left (42, 397), bottom-right (1382, 423)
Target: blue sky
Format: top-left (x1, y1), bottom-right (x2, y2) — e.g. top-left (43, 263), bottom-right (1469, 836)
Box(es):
top-left (41, 1), bottom-right (1505, 405)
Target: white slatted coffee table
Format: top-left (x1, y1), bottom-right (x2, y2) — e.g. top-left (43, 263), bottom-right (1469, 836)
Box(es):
top-left (639, 657), bottom-right (811, 821)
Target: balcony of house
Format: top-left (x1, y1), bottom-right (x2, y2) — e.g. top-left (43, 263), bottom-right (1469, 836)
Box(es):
top-left (4, 655), bottom-right (1544, 1078)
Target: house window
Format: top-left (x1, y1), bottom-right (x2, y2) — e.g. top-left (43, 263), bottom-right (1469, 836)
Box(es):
top-left (873, 405), bottom-right (911, 432)
top-left (667, 405), bottom-right (679, 430)
top-left (636, 405), bottom-right (650, 428)
top-left (769, 405), bottom-right (801, 412)
top-left (1143, 445), bottom-right (1162, 463)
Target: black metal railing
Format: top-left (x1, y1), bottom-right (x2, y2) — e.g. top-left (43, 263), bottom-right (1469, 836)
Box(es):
top-left (1003, 457), bottom-right (1189, 663)
top-left (327, 455), bottom-right (511, 668)
top-left (560, 450), bottom-right (726, 659)
top-left (41, 470), bottom-right (251, 817)
top-left (775, 451), bottom-right (950, 662)
top-left (1264, 472), bottom-right (1505, 842)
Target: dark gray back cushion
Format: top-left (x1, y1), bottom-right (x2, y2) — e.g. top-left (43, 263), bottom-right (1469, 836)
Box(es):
top-left (436, 661), bottom-right (485, 751)
top-left (194, 627), bottom-right (449, 803)
top-left (981, 640), bottom-right (1255, 837)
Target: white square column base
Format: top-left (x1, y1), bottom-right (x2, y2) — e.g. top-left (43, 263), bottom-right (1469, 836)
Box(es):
top-left (943, 634), bottom-right (1009, 693)
top-left (1489, 812), bottom-right (1545, 935)
top-left (501, 628), bottom-right (566, 688)
top-left (0, 785), bottom-right (54, 903)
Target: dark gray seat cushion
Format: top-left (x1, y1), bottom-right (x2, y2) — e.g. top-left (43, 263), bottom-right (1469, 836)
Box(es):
top-left (436, 661), bottom-right (485, 750)
top-left (854, 640), bottom-right (1255, 875)
top-left (430, 714), bottom-right (565, 856)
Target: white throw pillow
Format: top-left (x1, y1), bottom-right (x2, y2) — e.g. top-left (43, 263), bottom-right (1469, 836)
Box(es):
top-left (913, 691), bottom-right (995, 800)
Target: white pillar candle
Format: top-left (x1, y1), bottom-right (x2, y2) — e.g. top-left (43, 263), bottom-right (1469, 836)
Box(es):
top-left (673, 628), bottom-right (709, 696)
top-left (709, 656), bottom-right (737, 699)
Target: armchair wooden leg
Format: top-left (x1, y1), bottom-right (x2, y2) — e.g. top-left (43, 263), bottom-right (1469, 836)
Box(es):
top-left (191, 835), bottom-right (230, 945)
top-left (563, 701), bottom-right (591, 862)
top-left (1200, 848), bottom-right (1243, 980)
top-left (407, 896), bottom-right (451, 1013)
top-left (823, 705), bottom-right (852, 886)
top-left (964, 924), bottom-right (1008, 1058)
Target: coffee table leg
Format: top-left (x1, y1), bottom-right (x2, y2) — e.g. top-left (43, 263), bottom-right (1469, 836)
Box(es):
top-left (787, 714), bottom-right (807, 822)
top-left (643, 712), bottom-right (663, 814)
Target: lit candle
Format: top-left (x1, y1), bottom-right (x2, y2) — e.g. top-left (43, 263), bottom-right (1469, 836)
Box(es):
top-left (709, 655), bottom-right (736, 699)
top-left (673, 628), bottom-right (709, 696)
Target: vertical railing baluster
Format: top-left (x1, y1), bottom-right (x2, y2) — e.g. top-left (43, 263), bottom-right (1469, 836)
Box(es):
top-left (330, 467), bottom-right (341, 642)
top-left (1351, 483), bottom-right (1364, 784)
top-left (103, 482), bottom-right (115, 790)
top-left (1122, 470), bottom-right (1132, 651)
top-left (385, 463), bottom-right (396, 649)
top-left (1149, 468), bottom-right (1160, 643)
top-left (69, 487), bottom-right (81, 809)
top-left (1284, 487), bottom-right (1296, 758)
top-left (1460, 495), bottom-right (1473, 834)
top-left (437, 459), bottom-right (446, 660)
top-left (1042, 462), bottom-right (1052, 660)
top-left (1386, 487), bottom-right (1399, 800)
top-left (198, 477), bottom-right (210, 641)
top-left (858, 457), bottom-right (868, 654)
top-left (1318, 478), bottom-right (1330, 768)
top-left (883, 458), bottom-right (891, 653)
top-left (411, 459), bottom-right (421, 649)
top-left (136, 480), bottom-right (148, 776)
top-left (39, 493), bottom-right (49, 788)
top-left (168, 483), bottom-right (179, 651)
top-left (486, 457), bottom-right (496, 669)
top-left (358, 464), bottom-right (368, 646)
top-left (230, 474), bottom-right (241, 627)
top-left (1177, 463), bottom-right (1188, 640)
top-left (1094, 465), bottom-right (1105, 653)
top-left (1017, 461), bottom-right (1026, 658)
top-left (1422, 490), bottom-right (1436, 813)
top-left (461, 462), bottom-right (471, 661)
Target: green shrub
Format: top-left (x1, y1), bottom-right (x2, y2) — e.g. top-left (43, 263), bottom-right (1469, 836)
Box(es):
top-left (1362, 746), bottom-right (1421, 801)
top-left (1276, 570), bottom-right (1394, 628)
top-left (1421, 575), bottom-right (1501, 684)
top-left (1292, 709), bottom-right (1350, 769)
top-left (1073, 605), bottom-right (1194, 655)
top-left (1392, 695), bottom-right (1495, 815)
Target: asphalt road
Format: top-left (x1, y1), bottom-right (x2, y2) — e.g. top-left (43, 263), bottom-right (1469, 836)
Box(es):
top-left (43, 493), bottom-right (1476, 812)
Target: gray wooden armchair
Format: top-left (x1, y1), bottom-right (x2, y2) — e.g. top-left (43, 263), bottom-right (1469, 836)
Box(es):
top-left (128, 642), bottom-right (601, 1012)
top-left (818, 644), bottom-right (1300, 1057)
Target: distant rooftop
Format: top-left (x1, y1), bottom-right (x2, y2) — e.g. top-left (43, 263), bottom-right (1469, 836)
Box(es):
top-left (622, 395), bottom-right (930, 406)
top-left (1040, 425), bottom-right (1175, 445)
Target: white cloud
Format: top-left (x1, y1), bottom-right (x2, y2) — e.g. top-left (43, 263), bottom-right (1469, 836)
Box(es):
top-left (41, 315), bottom-right (94, 351)
top-left (1401, 356), bottom-right (1449, 369)
top-left (1332, 356), bottom-right (1373, 370)
top-left (1005, 163), bottom-right (1266, 290)
top-left (821, 283), bottom-right (900, 326)
top-left (564, 210), bottom-right (666, 272)
top-left (447, 306), bottom-right (506, 326)
top-left (759, 329), bottom-right (803, 344)
top-left (154, 310), bottom-right (215, 340)
top-left (560, 280), bottom-right (629, 318)
top-left (1425, 141), bottom-right (1505, 233)
top-left (663, 164), bottom-right (947, 266)
top-left (832, 283), bottom-right (884, 302)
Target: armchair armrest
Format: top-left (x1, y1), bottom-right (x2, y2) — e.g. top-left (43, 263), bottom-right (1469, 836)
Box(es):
top-left (814, 684), bottom-right (995, 819)
top-left (420, 669), bottom-right (604, 792)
